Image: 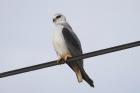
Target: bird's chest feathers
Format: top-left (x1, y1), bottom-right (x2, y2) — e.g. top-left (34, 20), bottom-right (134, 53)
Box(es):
top-left (53, 26), bottom-right (70, 56)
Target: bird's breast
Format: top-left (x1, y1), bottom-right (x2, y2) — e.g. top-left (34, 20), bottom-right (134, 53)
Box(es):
top-left (53, 29), bottom-right (70, 57)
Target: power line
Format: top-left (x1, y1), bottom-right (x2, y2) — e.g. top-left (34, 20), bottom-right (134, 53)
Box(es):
top-left (0, 41), bottom-right (140, 78)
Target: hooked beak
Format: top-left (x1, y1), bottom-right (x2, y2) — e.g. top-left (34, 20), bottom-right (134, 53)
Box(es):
top-left (53, 18), bottom-right (56, 22)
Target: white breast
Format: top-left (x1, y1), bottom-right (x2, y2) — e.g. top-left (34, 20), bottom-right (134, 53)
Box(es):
top-left (53, 26), bottom-right (70, 57)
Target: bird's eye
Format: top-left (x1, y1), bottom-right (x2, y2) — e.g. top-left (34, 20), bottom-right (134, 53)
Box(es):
top-left (56, 15), bottom-right (61, 19)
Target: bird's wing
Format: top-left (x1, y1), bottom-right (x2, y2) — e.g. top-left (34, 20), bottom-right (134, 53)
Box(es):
top-left (62, 27), bottom-right (83, 66)
top-left (62, 27), bottom-right (94, 87)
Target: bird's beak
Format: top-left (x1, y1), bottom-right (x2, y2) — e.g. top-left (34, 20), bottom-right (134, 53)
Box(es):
top-left (53, 18), bottom-right (56, 22)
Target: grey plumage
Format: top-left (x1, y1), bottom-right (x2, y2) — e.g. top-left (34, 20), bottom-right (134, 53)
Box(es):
top-left (62, 27), bottom-right (94, 87)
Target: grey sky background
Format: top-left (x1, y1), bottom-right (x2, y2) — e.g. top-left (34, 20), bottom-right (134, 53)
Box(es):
top-left (0, 0), bottom-right (140, 93)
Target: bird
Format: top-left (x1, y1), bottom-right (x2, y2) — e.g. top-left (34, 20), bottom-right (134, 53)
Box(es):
top-left (52, 13), bottom-right (94, 87)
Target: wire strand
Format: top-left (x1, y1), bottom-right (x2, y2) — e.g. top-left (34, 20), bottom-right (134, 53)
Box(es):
top-left (0, 41), bottom-right (140, 78)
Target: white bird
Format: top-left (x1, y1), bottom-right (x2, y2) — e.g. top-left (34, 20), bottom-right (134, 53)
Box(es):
top-left (52, 13), bottom-right (94, 87)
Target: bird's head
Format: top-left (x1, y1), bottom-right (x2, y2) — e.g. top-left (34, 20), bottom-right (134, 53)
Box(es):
top-left (53, 13), bottom-right (66, 25)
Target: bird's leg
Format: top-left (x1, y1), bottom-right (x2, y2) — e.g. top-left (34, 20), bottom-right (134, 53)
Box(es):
top-left (56, 56), bottom-right (65, 64)
top-left (57, 58), bottom-right (62, 64)
top-left (57, 54), bottom-right (72, 64)
top-left (64, 54), bottom-right (72, 61)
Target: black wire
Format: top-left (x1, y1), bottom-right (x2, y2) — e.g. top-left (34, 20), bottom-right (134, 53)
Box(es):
top-left (0, 41), bottom-right (140, 78)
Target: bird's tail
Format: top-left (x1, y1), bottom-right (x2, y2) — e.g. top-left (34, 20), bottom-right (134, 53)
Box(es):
top-left (73, 65), bottom-right (83, 82)
top-left (67, 62), bottom-right (94, 87)
top-left (80, 67), bottom-right (94, 87)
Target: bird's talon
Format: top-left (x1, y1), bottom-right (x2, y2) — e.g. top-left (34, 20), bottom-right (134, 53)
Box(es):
top-left (64, 55), bottom-right (72, 61)
top-left (57, 58), bottom-right (65, 64)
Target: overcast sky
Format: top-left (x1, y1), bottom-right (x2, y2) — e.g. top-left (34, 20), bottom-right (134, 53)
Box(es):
top-left (0, 0), bottom-right (140, 93)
